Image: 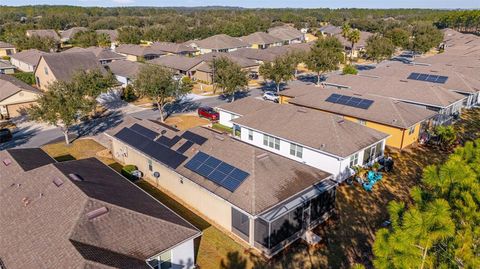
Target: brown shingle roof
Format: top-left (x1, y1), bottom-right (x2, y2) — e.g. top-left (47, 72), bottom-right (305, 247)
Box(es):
top-left (40, 51), bottom-right (106, 81)
top-left (115, 44), bottom-right (167, 57)
top-left (229, 48), bottom-right (278, 62)
top-left (150, 42), bottom-right (197, 54)
top-left (95, 29), bottom-right (119, 42)
top-left (148, 55), bottom-right (203, 72)
top-left (196, 52), bottom-right (259, 71)
top-left (216, 97), bottom-right (277, 116)
top-left (0, 74), bottom-right (42, 101)
top-left (0, 151), bottom-right (200, 269)
top-left (334, 31), bottom-right (374, 49)
top-left (107, 117), bottom-right (333, 215)
top-left (60, 27), bottom-right (88, 40)
top-left (26, 29), bottom-right (60, 41)
top-left (66, 47), bottom-right (126, 62)
top-left (319, 25), bottom-right (342, 35)
top-left (240, 32), bottom-right (282, 46)
top-left (106, 59), bottom-right (143, 79)
top-left (191, 34), bottom-right (248, 50)
top-left (10, 49), bottom-right (45, 67)
top-left (325, 73), bottom-right (466, 108)
top-left (0, 41), bottom-right (15, 49)
top-left (267, 25), bottom-right (303, 41)
top-left (282, 83), bottom-right (437, 129)
top-left (231, 102), bottom-right (389, 158)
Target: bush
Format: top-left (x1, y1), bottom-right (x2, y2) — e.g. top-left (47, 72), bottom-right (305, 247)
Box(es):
top-left (2, 56), bottom-right (10, 61)
top-left (122, 84), bottom-right (137, 102)
top-left (12, 72), bottom-right (36, 85)
top-left (342, 64), bottom-right (358, 75)
top-left (121, 164), bottom-right (138, 181)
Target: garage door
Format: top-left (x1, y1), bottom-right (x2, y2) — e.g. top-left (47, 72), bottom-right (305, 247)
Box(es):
top-left (6, 102), bottom-right (35, 118)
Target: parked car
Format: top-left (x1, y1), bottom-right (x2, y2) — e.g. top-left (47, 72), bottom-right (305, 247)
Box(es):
top-left (198, 106), bottom-right (219, 121)
top-left (0, 128), bottom-right (12, 143)
top-left (263, 91), bottom-right (279, 103)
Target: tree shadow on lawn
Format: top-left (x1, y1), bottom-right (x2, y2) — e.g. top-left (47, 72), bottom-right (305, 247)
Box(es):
top-left (0, 125), bottom-right (41, 150)
top-left (73, 110), bottom-right (124, 138)
top-left (165, 98), bottom-right (201, 117)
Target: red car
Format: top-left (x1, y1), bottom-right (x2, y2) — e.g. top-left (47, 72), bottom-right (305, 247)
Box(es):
top-left (198, 106), bottom-right (219, 121)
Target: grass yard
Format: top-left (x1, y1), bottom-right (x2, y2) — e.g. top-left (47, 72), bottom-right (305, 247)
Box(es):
top-left (37, 109), bottom-right (480, 268)
top-left (165, 114), bottom-right (210, 130)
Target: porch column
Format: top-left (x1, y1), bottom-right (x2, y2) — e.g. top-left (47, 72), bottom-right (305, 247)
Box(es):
top-left (248, 217), bottom-right (255, 247)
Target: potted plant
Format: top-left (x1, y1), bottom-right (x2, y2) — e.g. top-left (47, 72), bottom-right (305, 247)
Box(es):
top-left (372, 162), bottom-right (380, 172)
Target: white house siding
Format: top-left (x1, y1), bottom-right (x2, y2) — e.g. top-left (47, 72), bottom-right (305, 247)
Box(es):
top-left (114, 75), bottom-right (129, 87)
top-left (218, 110), bottom-right (240, 128)
top-left (10, 59), bottom-right (34, 72)
top-left (111, 138), bottom-right (234, 231)
top-left (171, 239), bottom-right (196, 268)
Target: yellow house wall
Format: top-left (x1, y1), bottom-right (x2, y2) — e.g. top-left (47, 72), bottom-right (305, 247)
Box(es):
top-left (0, 90), bottom-right (40, 106)
top-left (111, 138), bottom-right (234, 231)
top-left (34, 58), bottom-right (58, 91)
top-left (125, 54), bottom-right (139, 62)
top-left (0, 48), bottom-right (16, 57)
top-left (279, 95), bottom-right (291, 104)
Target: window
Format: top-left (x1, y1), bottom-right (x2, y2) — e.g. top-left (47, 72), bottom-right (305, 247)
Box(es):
top-left (408, 126), bottom-right (415, 135)
top-left (148, 159), bottom-right (153, 171)
top-left (36, 76), bottom-right (41, 86)
top-left (44, 66), bottom-right (49, 75)
top-left (349, 153), bottom-right (359, 167)
top-left (263, 134), bottom-right (280, 150)
top-left (248, 129), bottom-right (253, 141)
top-left (148, 251), bottom-right (172, 269)
top-left (357, 119), bottom-right (366, 125)
top-left (290, 143), bottom-right (303, 158)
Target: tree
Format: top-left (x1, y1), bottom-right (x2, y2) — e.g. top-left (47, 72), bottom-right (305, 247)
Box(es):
top-left (71, 30), bottom-right (111, 48)
top-left (409, 23), bottom-right (443, 55)
top-left (210, 57), bottom-right (248, 102)
top-left (118, 26), bottom-right (143, 44)
top-left (384, 27), bottom-right (410, 49)
top-left (347, 28), bottom-right (361, 60)
top-left (365, 35), bottom-right (395, 63)
top-left (434, 125), bottom-right (457, 149)
top-left (305, 36), bottom-right (344, 85)
top-left (134, 64), bottom-right (192, 122)
top-left (259, 54), bottom-right (297, 92)
top-left (342, 64), bottom-right (358, 75)
top-left (28, 69), bottom-right (114, 144)
top-left (341, 23), bottom-right (351, 39)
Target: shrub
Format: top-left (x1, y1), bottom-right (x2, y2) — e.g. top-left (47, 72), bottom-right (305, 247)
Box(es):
top-left (2, 56), bottom-right (10, 61)
top-left (121, 164), bottom-right (138, 181)
top-left (342, 64), bottom-right (358, 75)
top-left (122, 84), bottom-right (137, 102)
top-left (12, 72), bottom-right (36, 85)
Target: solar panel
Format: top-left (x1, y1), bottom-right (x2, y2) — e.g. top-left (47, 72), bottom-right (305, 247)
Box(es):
top-left (156, 135), bottom-right (182, 148)
top-left (181, 131), bottom-right (208, 145)
top-left (325, 94), bottom-right (374, 110)
top-left (184, 151), bottom-right (249, 192)
top-left (407, 72), bottom-right (448, 84)
top-left (130, 124), bottom-right (159, 140)
top-left (176, 140), bottom-right (194, 154)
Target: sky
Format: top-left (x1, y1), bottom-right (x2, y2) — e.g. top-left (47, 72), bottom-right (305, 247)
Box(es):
top-left (7, 0), bottom-right (480, 9)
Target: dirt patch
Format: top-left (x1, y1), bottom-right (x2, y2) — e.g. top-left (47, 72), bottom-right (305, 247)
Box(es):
top-left (165, 114), bottom-right (210, 130)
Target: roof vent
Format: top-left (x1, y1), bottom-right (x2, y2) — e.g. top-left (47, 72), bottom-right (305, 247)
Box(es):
top-left (22, 197), bottom-right (30, 207)
top-left (320, 143), bottom-right (326, 148)
top-left (68, 173), bottom-right (84, 182)
top-left (215, 135), bottom-right (225, 141)
top-left (353, 93), bottom-right (362, 96)
top-left (256, 153), bottom-right (270, 160)
top-left (3, 158), bottom-right (12, 166)
top-left (392, 119), bottom-right (398, 123)
top-left (53, 178), bottom-right (64, 187)
top-left (86, 207), bottom-right (109, 220)
top-left (338, 119), bottom-right (345, 124)
top-left (161, 130), bottom-right (167, 135)
top-left (399, 79), bottom-right (408, 83)
top-left (297, 108), bottom-right (308, 113)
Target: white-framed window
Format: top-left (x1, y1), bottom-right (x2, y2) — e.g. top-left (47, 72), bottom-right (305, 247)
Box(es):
top-left (357, 119), bottom-right (366, 125)
top-left (148, 159), bottom-right (153, 171)
top-left (263, 134), bottom-right (280, 150)
top-left (408, 126), bottom-right (415, 135)
top-left (44, 66), bottom-right (49, 75)
top-left (349, 153), bottom-right (359, 167)
top-left (248, 129), bottom-right (253, 141)
top-left (148, 251), bottom-right (172, 269)
top-left (290, 143), bottom-right (303, 158)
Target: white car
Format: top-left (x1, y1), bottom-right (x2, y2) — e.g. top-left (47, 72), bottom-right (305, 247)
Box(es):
top-left (263, 91), bottom-right (279, 103)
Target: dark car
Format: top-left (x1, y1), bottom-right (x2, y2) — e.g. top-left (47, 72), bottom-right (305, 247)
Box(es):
top-left (198, 106), bottom-right (219, 121)
top-left (0, 128), bottom-right (12, 143)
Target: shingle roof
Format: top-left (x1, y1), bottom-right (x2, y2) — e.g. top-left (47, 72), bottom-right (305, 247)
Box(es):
top-left (282, 82), bottom-right (437, 129)
top-left (240, 32), bottom-right (282, 46)
top-left (148, 55), bottom-right (203, 72)
top-left (334, 31), bottom-right (374, 49)
top-left (95, 29), bottom-right (119, 42)
top-left (106, 59), bottom-right (143, 79)
top-left (26, 29), bottom-right (60, 41)
top-left (229, 48), bottom-right (278, 62)
top-left (0, 74), bottom-right (42, 101)
top-left (0, 41), bottom-right (15, 49)
top-left (418, 54), bottom-right (480, 68)
top-left (107, 117), bottom-right (334, 215)
top-left (231, 101), bottom-right (389, 158)
top-left (66, 47), bottom-right (126, 61)
top-left (318, 25), bottom-right (342, 35)
top-left (40, 51), bottom-right (106, 82)
top-left (0, 60), bottom-right (15, 71)
top-left (325, 73), bottom-right (466, 108)
top-left (150, 42), bottom-right (197, 54)
top-left (0, 151), bottom-right (200, 269)
top-left (191, 34), bottom-right (248, 50)
top-left (267, 25), bottom-right (304, 41)
top-left (196, 52), bottom-right (259, 72)
top-left (60, 27), bottom-right (88, 40)
top-left (115, 44), bottom-right (167, 57)
top-left (216, 96), bottom-right (277, 116)
top-left (10, 49), bottom-right (46, 67)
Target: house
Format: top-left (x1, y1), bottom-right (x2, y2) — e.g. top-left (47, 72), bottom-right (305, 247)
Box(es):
top-left (318, 25), bottom-right (342, 37)
top-left (335, 31), bottom-right (374, 58)
top-left (185, 34), bottom-right (249, 54)
top-left (9, 49), bottom-right (46, 72)
top-left (66, 46), bottom-right (126, 64)
top-left (107, 117), bottom-right (338, 257)
top-left (0, 75), bottom-right (42, 118)
top-left (278, 82), bottom-right (437, 149)
top-left (59, 27), bottom-right (88, 42)
top-left (26, 29), bottom-right (61, 42)
top-left (150, 42), bottom-right (198, 56)
top-left (148, 55), bottom-right (204, 78)
top-left (106, 59), bottom-right (144, 87)
top-left (440, 28), bottom-right (480, 52)
top-left (0, 41), bottom-right (16, 57)
top-left (218, 98), bottom-right (390, 181)
top-left (229, 48), bottom-right (278, 63)
top-left (240, 32), bottom-right (283, 49)
top-left (362, 61), bottom-right (480, 108)
top-left (115, 44), bottom-right (167, 61)
top-left (0, 61), bottom-right (15, 75)
top-left (193, 52), bottom-right (260, 83)
top-left (325, 73), bottom-right (466, 125)
top-left (95, 29), bottom-right (119, 44)
top-left (267, 25), bottom-right (305, 45)
top-left (0, 148), bottom-right (201, 269)
top-left (34, 51), bottom-right (105, 90)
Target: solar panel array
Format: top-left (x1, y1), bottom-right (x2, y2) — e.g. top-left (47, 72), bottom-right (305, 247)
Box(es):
top-left (185, 151), bottom-right (249, 192)
top-left (407, 72), bottom-right (448, 84)
top-left (325, 93), bottom-right (374, 109)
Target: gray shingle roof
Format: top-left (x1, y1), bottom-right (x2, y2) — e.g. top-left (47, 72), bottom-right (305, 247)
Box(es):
top-left (148, 55), bottom-right (203, 72)
top-left (150, 42), bottom-right (197, 54)
top-left (318, 25), bottom-right (342, 35)
top-left (66, 47), bottom-right (126, 61)
top-left (216, 97), bottom-right (277, 116)
top-left (95, 29), bottom-right (119, 42)
top-left (0, 41), bottom-right (15, 48)
top-left (0, 74), bottom-right (42, 101)
top-left (267, 25), bottom-right (304, 41)
top-left (229, 48), bottom-right (278, 62)
top-left (190, 34), bottom-right (248, 50)
top-left (10, 49), bottom-right (46, 67)
top-left (240, 32), bottom-right (282, 46)
top-left (60, 27), bottom-right (88, 39)
top-left (196, 52), bottom-right (259, 71)
top-left (231, 101), bottom-right (389, 158)
top-left (106, 59), bottom-right (143, 79)
top-left (0, 151), bottom-right (200, 269)
top-left (26, 29), bottom-right (60, 41)
top-left (40, 51), bottom-right (106, 82)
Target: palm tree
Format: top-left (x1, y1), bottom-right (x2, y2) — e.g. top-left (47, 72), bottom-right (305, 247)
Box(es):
top-left (347, 29), bottom-right (361, 60)
top-left (341, 23), bottom-right (351, 39)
